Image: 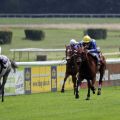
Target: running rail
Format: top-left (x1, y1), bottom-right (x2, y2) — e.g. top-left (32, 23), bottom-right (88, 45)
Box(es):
top-left (16, 58), bottom-right (120, 66)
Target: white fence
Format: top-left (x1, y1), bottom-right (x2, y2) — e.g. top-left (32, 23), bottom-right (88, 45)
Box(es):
top-left (16, 58), bottom-right (120, 66)
top-left (16, 60), bottom-right (66, 66)
top-left (10, 48), bottom-right (120, 61)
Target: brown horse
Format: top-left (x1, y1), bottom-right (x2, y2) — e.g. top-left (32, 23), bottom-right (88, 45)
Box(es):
top-left (75, 47), bottom-right (106, 100)
top-left (61, 45), bottom-right (78, 94)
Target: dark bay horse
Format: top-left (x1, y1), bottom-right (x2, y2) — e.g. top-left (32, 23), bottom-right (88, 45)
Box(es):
top-left (75, 47), bottom-right (106, 100)
top-left (61, 45), bottom-right (78, 94)
top-left (0, 56), bottom-right (18, 102)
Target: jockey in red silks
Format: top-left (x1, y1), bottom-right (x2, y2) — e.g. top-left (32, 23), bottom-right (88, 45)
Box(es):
top-left (75, 35), bottom-right (101, 66)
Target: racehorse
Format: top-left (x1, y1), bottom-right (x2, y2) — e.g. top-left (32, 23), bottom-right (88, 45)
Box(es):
top-left (61, 45), bottom-right (78, 94)
top-left (75, 46), bottom-right (106, 100)
top-left (0, 56), bottom-right (18, 102)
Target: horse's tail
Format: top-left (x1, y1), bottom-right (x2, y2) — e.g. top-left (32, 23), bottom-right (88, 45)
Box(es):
top-left (10, 60), bottom-right (18, 73)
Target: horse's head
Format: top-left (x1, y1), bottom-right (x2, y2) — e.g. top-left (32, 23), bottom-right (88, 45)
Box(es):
top-left (65, 45), bottom-right (75, 63)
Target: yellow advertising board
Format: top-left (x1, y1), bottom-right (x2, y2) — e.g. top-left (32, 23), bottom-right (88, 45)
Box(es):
top-left (57, 65), bottom-right (73, 91)
top-left (31, 66), bottom-right (51, 93)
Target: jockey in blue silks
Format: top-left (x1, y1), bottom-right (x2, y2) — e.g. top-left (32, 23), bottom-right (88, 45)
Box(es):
top-left (75, 35), bottom-right (101, 66)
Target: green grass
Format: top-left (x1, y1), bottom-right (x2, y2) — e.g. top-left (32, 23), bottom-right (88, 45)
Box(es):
top-left (1, 18), bottom-right (120, 24)
top-left (0, 86), bottom-right (120, 120)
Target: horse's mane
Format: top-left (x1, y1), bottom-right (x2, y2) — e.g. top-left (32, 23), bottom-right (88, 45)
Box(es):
top-left (77, 46), bottom-right (97, 64)
top-left (76, 47), bottom-right (98, 79)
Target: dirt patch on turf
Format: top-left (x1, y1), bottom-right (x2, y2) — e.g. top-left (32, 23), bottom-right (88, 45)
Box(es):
top-left (1, 23), bottom-right (120, 30)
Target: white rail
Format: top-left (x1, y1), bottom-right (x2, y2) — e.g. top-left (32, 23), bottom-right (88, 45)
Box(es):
top-left (16, 58), bottom-right (120, 66)
top-left (10, 48), bottom-right (120, 61)
top-left (10, 48), bottom-right (65, 52)
top-left (103, 52), bottom-right (120, 56)
top-left (10, 48), bottom-right (120, 54)
top-left (16, 60), bottom-right (66, 66)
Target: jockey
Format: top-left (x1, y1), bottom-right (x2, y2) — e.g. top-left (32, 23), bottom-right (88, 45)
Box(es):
top-left (69, 39), bottom-right (78, 50)
top-left (0, 55), bottom-right (9, 69)
top-left (65, 39), bottom-right (78, 61)
top-left (77, 35), bottom-right (101, 66)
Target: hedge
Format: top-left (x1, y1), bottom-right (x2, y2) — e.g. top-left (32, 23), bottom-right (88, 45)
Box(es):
top-left (84, 28), bottom-right (107, 39)
top-left (24, 29), bottom-right (45, 40)
top-left (0, 31), bottom-right (12, 44)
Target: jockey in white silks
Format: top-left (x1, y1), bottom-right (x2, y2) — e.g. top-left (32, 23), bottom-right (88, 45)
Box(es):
top-left (0, 55), bottom-right (11, 77)
top-left (66, 39), bottom-right (78, 60)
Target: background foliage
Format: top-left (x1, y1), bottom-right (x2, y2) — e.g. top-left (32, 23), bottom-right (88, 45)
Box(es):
top-left (0, 0), bottom-right (120, 14)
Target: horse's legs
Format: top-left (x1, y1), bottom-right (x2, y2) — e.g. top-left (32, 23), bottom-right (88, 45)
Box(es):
top-left (1, 70), bottom-right (10, 102)
top-left (98, 75), bottom-right (103, 95)
top-left (61, 74), bottom-right (69, 93)
top-left (91, 77), bottom-right (96, 94)
top-left (97, 66), bottom-right (105, 95)
top-left (1, 86), bottom-right (5, 102)
top-left (0, 79), bottom-right (2, 94)
top-left (1, 76), bottom-right (7, 102)
top-left (75, 75), bottom-right (82, 99)
top-left (75, 79), bottom-right (80, 99)
top-left (86, 80), bottom-right (91, 100)
top-left (72, 75), bottom-right (77, 95)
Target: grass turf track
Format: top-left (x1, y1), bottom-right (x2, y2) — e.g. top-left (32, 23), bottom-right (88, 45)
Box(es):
top-left (0, 86), bottom-right (120, 120)
top-left (1, 18), bottom-right (120, 24)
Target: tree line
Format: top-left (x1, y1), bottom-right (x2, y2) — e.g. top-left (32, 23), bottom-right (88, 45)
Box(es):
top-left (0, 0), bottom-right (120, 14)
